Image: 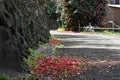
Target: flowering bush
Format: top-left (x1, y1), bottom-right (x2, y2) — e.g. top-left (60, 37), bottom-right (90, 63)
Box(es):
top-left (30, 56), bottom-right (88, 79)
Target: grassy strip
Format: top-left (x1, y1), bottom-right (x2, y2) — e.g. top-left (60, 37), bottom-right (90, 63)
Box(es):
top-left (96, 30), bottom-right (120, 36)
top-left (81, 30), bottom-right (120, 37)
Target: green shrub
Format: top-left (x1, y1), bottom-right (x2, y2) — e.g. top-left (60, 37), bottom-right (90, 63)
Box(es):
top-left (0, 74), bottom-right (10, 80)
top-left (24, 48), bottom-right (43, 66)
top-left (46, 0), bottom-right (57, 19)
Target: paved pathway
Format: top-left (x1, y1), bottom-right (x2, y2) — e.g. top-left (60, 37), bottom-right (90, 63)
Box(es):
top-left (50, 30), bottom-right (120, 59)
top-left (51, 30), bottom-right (120, 49)
top-left (50, 30), bottom-right (120, 80)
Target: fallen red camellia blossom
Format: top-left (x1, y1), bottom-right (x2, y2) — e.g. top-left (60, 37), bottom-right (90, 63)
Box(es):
top-left (30, 56), bottom-right (88, 78)
top-left (49, 39), bottom-right (61, 46)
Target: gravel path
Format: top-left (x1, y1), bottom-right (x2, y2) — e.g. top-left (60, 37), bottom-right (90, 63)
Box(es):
top-left (50, 30), bottom-right (120, 80)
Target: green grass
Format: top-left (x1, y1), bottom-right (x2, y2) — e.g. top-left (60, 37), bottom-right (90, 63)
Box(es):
top-left (96, 30), bottom-right (120, 36)
top-left (81, 30), bottom-right (120, 37)
top-left (57, 25), bottom-right (65, 31)
top-left (57, 27), bottom-right (65, 31)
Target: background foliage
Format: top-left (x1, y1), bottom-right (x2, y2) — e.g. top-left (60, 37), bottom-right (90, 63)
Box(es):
top-left (56, 0), bottom-right (108, 31)
top-left (46, 0), bottom-right (57, 19)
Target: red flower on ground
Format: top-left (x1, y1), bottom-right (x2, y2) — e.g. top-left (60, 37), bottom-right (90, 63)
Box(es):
top-left (30, 56), bottom-right (88, 78)
top-left (49, 39), bottom-right (60, 46)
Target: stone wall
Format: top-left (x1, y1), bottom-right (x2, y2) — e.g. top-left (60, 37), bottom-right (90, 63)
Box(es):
top-left (0, 0), bottom-right (50, 73)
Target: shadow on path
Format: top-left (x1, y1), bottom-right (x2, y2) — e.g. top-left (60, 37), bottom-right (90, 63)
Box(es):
top-left (57, 48), bottom-right (120, 60)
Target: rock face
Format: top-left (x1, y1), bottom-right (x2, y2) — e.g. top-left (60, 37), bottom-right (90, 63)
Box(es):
top-left (0, 0), bottom-right (50, 73)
